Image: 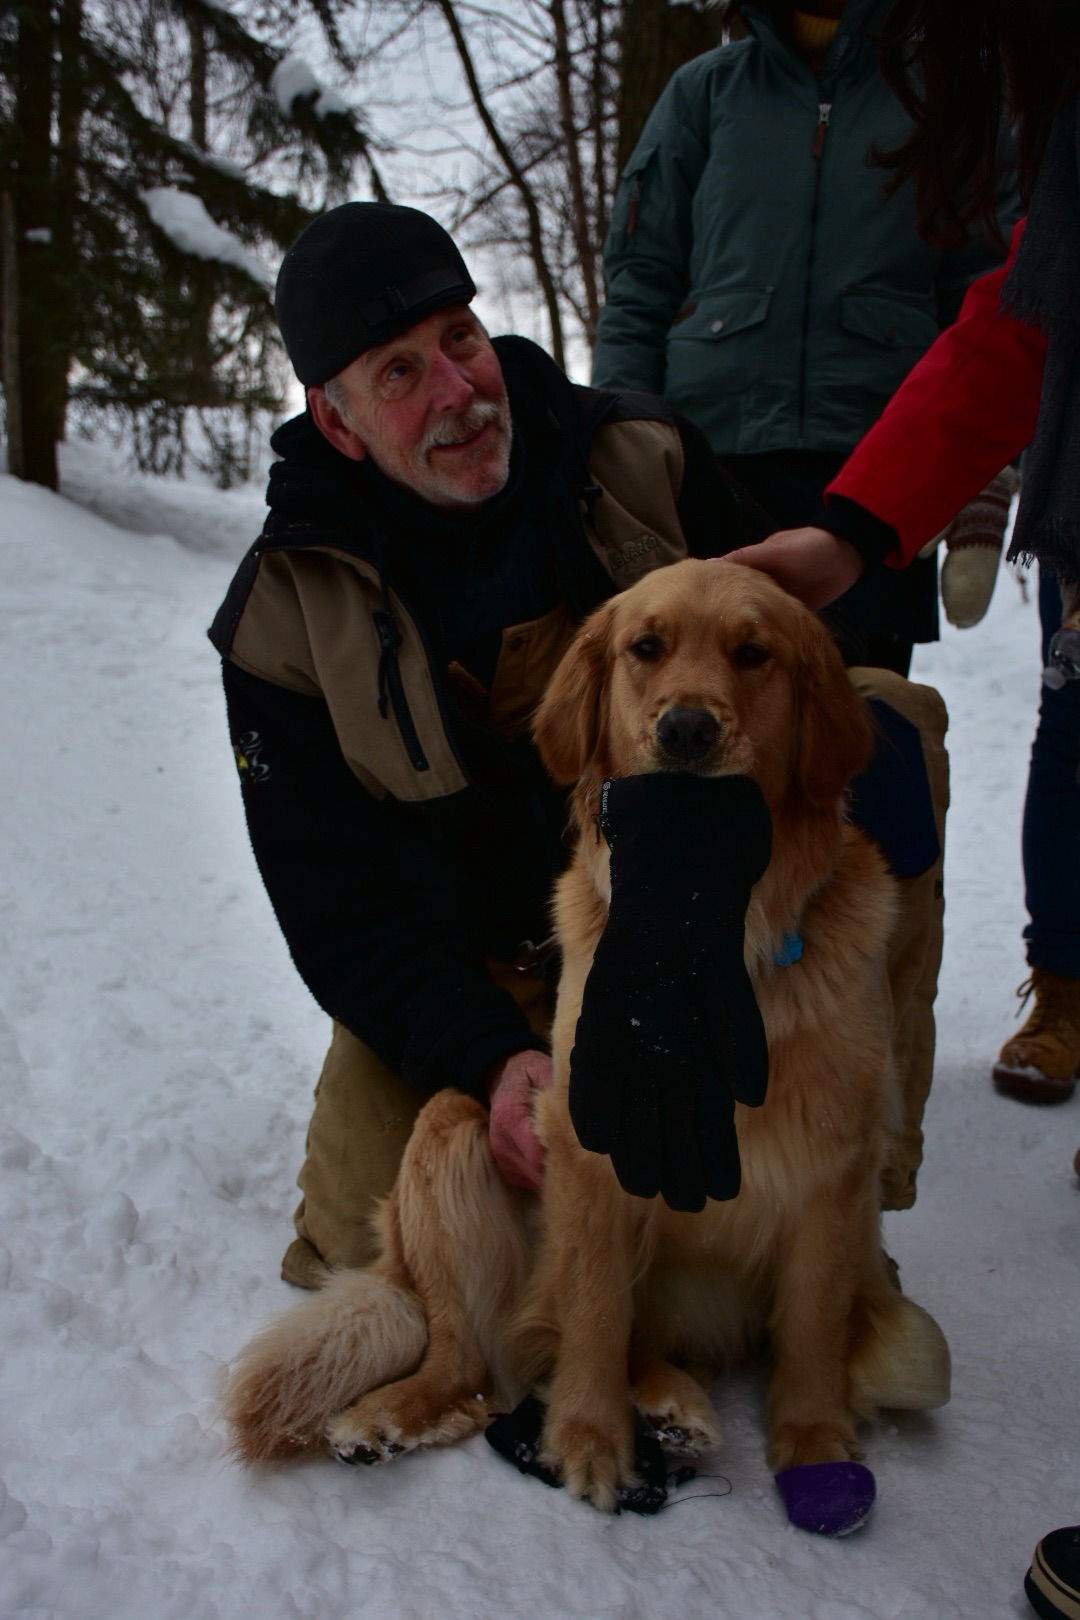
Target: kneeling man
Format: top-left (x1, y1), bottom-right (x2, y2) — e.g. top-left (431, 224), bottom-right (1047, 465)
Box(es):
top-left (210, 201), bottom-right (765, 1285)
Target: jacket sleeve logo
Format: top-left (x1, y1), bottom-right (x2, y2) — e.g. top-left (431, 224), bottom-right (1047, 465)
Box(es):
top-left (233, 729), bottom-right (270, 785)
top-left (610, 532), bottom-right (661, 573)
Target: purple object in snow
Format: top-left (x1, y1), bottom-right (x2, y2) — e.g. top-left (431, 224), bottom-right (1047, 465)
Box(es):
top-left (774, 1461), bottom-right (876, 1536)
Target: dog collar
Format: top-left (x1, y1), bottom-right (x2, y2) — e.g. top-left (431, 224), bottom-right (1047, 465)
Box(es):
top-left (773, 931), bottom-right (804, 967)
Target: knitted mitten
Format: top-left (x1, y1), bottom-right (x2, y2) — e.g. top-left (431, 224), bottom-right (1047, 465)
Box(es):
top-left (938, 465), bottom-right (1019, 628)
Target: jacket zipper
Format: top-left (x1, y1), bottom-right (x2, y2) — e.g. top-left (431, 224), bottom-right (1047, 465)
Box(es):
top-left (252, 529), bottom-right (446, 779)
top-left (813, 100), bottom-right (832, 159)
top-left (373, 607), bottom-right (429, 772)
top-left (796, 100), bottom-right (832, 446)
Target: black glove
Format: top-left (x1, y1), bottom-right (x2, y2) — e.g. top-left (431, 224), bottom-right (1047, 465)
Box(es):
top-left (568, 773), bottom-right (772, 1212)
top-left (485, 1393), bottom-right (694, 1515)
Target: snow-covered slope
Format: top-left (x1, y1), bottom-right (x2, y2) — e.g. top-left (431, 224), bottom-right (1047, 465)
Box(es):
top-left (0, 450), bottom-right (1076, 1620)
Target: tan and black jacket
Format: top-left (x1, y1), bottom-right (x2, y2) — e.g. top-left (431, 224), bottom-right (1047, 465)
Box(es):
top-left (210, 335), bottom-right (766, 1100)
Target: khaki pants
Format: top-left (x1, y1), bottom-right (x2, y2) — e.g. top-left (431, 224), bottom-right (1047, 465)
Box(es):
top-left (848, 668), bottom-right (950, 1212)
top-left (282, 960), bottom-right (550, 1288)
top-left (283, 672), bottom-right (949, 1285)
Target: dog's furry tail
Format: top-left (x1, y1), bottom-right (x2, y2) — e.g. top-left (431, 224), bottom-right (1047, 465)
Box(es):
top-left (223, 1269), bottom-right (427, 1465)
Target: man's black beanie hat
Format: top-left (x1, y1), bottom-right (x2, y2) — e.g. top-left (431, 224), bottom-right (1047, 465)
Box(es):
top-left (275, 201), bottom-right (477, 386)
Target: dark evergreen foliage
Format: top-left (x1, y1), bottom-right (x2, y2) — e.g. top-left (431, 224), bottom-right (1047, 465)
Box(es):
top-left (0, 0), bottom-right (384, 487)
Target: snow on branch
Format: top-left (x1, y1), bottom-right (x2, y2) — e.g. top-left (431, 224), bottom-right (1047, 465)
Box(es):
top-left (140, 188), bottom-right (273, 288)
top-left (270, 55), bottom-right (351, 120)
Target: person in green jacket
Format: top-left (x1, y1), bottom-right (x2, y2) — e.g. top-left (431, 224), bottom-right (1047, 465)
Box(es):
top-left (592, 0), bottom-right (1021, 674)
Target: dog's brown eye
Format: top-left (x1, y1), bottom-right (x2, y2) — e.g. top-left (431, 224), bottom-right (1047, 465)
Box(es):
top-left (630, 636), bottom-right (663, 660)
top-left (733, 642), bottom-right (770, 669)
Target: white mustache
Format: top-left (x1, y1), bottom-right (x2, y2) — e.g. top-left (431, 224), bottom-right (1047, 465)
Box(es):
top-left (421, 402), bottom-right (506, 456)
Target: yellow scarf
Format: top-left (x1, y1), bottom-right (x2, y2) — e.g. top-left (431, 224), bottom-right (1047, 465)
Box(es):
top-left (792, 11), bottom-right (841, 57)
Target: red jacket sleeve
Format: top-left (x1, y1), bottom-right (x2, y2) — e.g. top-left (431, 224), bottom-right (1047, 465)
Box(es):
top-left (825, 219), bottom-right (1048, 568)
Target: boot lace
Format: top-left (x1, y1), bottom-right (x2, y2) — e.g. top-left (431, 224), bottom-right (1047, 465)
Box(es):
top-left (1014, 973), bottom-right (1080, 1044)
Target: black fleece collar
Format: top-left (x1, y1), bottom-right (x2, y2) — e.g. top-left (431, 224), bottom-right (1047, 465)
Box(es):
top-left (264, 334), bottom-right (586, 546)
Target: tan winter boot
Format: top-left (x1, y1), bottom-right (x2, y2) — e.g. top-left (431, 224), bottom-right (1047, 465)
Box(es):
top-left (992, 968), bottom-right (1080, 1103)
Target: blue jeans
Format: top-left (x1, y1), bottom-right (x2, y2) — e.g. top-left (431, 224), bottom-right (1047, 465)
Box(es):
top-left (1021, 569), bottom-right (1080, 976)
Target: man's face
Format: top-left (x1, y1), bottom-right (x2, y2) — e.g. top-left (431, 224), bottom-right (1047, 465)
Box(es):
top-left (310, 305), bottom-right (512, 513)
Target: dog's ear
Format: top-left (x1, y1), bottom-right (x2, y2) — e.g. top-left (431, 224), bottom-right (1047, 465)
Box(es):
top-left (532, 598), bottom-right (615, 784)
top-left (794, 613), bottom-right (875, 805)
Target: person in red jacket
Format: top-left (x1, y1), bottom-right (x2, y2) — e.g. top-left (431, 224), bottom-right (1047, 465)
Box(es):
top-left (728, 15), bottom-right (1079, 1608)
top-left (727, 0), bottom-right (1080, 1126)
top-left (728, 219), bottom-right (1053, 600)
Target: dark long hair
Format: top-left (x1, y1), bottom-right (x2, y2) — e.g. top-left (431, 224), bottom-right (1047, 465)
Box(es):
top-left (874, 0), bottom-right (1080, 247)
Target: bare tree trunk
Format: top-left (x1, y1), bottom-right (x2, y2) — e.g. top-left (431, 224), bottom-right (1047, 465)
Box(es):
top-left (1, 188), bottom-right (23, 477)
top-left (551, 0), bottom-right (601, 343)
top-left (615, 0), bottom-right (721, 176)
top-left (54, 0), bottom-right (83, 446)
top-left (12, 0), bottom-right (61, 488)
top-left (587, 0), bottom-right (611, 250)
top-left (434, 0), bottom-right (567, 370)
top-left (188, 17), bottom-right (217, 400)
top-left (190, 17), bottom-right (208, 151)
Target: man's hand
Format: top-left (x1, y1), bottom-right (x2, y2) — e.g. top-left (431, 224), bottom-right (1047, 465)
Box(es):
top-left (486, 1049), bottom-right (552, 1191)
top-left (719, 528), bottom-right (865, 610)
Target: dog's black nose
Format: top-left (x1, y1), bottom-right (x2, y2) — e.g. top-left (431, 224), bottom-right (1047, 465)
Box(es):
top-left (657, 707), bottom-right (719, 762)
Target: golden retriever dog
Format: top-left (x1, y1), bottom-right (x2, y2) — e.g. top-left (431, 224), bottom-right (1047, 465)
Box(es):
top-left (224, 559), bottom-right (950, 1510)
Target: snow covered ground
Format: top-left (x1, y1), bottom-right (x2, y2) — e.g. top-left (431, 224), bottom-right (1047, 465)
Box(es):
top-left (0, 442), bottom-right (1076, 1620)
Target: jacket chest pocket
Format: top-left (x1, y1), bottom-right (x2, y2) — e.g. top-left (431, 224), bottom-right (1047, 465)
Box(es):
top-left (454, 603), bottom-right (576, 742)
top-left (666, 286), bottom-right (773, 350)
top-left (664, 287), bottom-right (774, 429)
top-left (840, 288), bottom-right (938, 354)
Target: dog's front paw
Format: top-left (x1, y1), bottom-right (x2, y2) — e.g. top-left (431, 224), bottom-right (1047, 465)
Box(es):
top-left (775, 1460), bottom-right (877, 1537)
top-left (768, 1420), bottom-right (862, 1473)
top-left (540, 1411), bottom-right (636, 1512)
